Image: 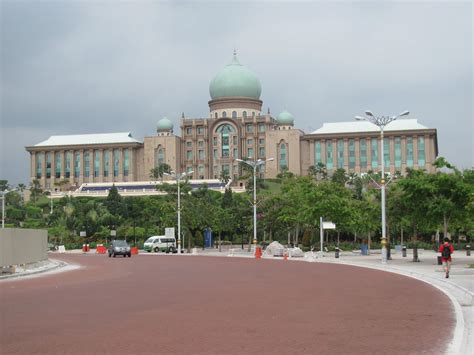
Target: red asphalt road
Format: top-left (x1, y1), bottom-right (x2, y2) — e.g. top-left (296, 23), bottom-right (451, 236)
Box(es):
top-left (1, 253), bottom-right (453, 355)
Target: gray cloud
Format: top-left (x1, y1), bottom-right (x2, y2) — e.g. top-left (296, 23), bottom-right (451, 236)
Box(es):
top-left (1, 1), bottom-right (472, 185)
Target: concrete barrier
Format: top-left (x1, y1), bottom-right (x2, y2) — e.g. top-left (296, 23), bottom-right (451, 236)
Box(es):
top-left (0, 228), bottom-right (48, 267)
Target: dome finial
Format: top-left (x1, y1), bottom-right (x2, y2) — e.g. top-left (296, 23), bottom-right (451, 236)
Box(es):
top-left (233, 48), bottom-right (237, 56)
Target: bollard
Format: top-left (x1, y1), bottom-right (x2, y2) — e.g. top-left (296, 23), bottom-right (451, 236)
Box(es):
top-left (413, 246), bottom-right (420, 262)
top-left (402, 246), bottom-right (407, 257)
top-left (335, 247), bottom-right (340, 258)
top-left (466, 245), bottom-right (471, 256)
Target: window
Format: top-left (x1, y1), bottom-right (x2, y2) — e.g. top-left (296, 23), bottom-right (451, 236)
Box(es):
top-left (359, 139), bottom-right (367, 169)
top-left (186, 141), bottom-right (192, 147)
top-left (155, 148), bottom-right (165, 167)
top-left (222, 111), bottom-right (227, 118)
top-left (232, 111), bottom-right (237, 118)
top-left (186, 166), bottom-right (193, 175)
top-left (197, 126), bottom-right (204, 135)
top-left (186, 127), bottom-right (192, 135)
top-left (371, 138), bottom-right (378, 169)
top-left (418, 137), bottom-right (425, 167)
top-left (74, 152), bottom-right (80, 177)
top-left (46, 152), bottom-right (51, 178)
top-left (198, 165), bottom-right (204, 176)
top-left (259, 147), bottom-right (265, 157)
top-left (246, 124), bottom-right (253, 133)
top-left (252, 112), bottom-right (255, 117)
top-left (55, 152), bottom-right (61, 178)
top-left (314, 141), bottom-right (322, 164)
top-left (348, 139), bottom-right (355, 169)
top-left (259, 138), bottom-right (265, 145)
top-left (103, 150), bottom-right (109, 177)
top-left (213, 137), bottom-right (217, 146)
top-left (213, 149), bottom-right (217, 159)
top-left (326, 141), bottom-right (333, 169)
top-left (243, 111), bottom-right (247, 118)
top-left (394, 137), bottom-right (401, 168)
top-left (113, 149), bottom-right (119, 177)
top-left (36, 152), bottom-right (43, 179)
top-left (198, 150), bottom-right (205, 160)
top-left (84, 152), bottom-right (90, 178)
top-left (123, 149), bottom-right (129, 176)
top-left (258, 123), bottom-right (265, 132)
top-left (198, 140), bottom-right (204, 147)
top-left (233, 148), bottom-right (238, 158)
top-left (247, 148), bottom-right (254, 158)
top-left (215, 113), bottom-right (218, 119)
top-left (406, 137), bottom-right (413, 167)
top-left (247, 139), bottom-right (253, 145)
top-left (337, 139), bottom-right (344, 169)
top-left (186, 150), bottom-right (193, 160)
top-left (94, 150), bottom-right (100, 177)
top-left (233, 136), bottom-right (237, 145)
top-left (279, 143), bottom-right (287, 171)
top-left (384, 137), bottom-right (390, 167)
top-left (65, 151), bottom-right (72, 178)
top-left (222, 164), bottom-right (230, 175)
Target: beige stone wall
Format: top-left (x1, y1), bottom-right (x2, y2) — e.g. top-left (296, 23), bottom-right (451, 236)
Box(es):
top-left (0, 228), bottom-right (47, 267)
top-left (143, 134), bottom-right (181, 177)
top-left (265, 127), bottom-right (303, 177)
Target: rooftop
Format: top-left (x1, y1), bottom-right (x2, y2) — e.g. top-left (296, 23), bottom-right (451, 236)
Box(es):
top-left (311, 119), bottom-right (430, 135)
top-left (34, 132), bottom-right (142, 147)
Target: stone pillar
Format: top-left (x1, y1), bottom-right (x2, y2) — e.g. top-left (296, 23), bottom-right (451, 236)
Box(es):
top-left (129, 148), bottom-right (134, 181)
top-left (343, 138), bottom-right (349, 171)
top-left (401, 136), bottom-right (407, 174)
top-left (99, 149), bottom-right (104, 182)
top-left (60, 150), bottom-right (65, 180)
top-left (355, 138), bottom-right (360, 173)
top-left (119, 148), bottom-right (124, 181)
top-left (79, 150), bottom-right (84, 185)
top-left (321, 139), bottom-right (326, 166)
top-left (41, 151), bottom-right (46, 188)
top-left (31, 152), bottom-right (36, 183)
top-left (389, 137), bottom-right (395, 174)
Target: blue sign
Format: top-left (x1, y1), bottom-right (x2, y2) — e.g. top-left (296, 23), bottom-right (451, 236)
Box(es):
top-left (204, 229), bottom-right (213, 248)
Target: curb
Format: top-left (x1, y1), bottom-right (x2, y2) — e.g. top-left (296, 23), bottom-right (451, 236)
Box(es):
top-left (0, 259), bottom-right (68, 280)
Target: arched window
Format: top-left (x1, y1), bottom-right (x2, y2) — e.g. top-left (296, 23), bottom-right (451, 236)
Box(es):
top-left (279, 143), bottom-right (288, 171)
top-left (155, 147), bottom-right (165, 167)
top-left (243, 111), bottom-right (247, 118)
top-left (222, 111), bottom-right (227, 118)
top-left (232, 111), bottom-right (237, 118)
top-left (215, 124), bottom-right (236, 158)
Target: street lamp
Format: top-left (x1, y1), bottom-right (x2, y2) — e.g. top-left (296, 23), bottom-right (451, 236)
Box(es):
top-left (1, 189), bottom-right (17, 229)
top-left (163, 170), bottom-right (194, 254)
top-left (47, 189), bottom-right (54, 214)
top-left (235, 157), bottom-right (274, 250)
top-left (355, 110), bottom-right (409, 263)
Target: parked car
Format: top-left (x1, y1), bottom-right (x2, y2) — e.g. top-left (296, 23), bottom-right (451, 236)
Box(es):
top-left (143, 236), bottom-right (177, 253)
top-left (108, 240), bottom-right (131, 258)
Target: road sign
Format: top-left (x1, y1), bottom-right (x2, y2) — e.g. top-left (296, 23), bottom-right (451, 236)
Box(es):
top-left (165, 227), bottom-right (175, 238)
top-left (322, 221), bottom-right (336, 229)
top-left (80, 231), bottom-right (86, 237)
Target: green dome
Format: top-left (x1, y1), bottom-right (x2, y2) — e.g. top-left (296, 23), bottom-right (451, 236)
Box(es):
top-left (157, 117), bottom-right (173, 131)
top-left (277, 110), bottom-right (294, 125)
top-left (209, 54), bottom-right (262, 100)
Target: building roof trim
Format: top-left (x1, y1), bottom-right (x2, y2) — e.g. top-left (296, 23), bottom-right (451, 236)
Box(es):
top-left (311, 119), bottom-right (429, 135)
top-left (34, 132), bottom-right (143, 147)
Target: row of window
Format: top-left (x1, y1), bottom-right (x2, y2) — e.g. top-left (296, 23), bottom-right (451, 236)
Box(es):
top-left (213, 111), bottom-right (257, 119)
top-left (314, 137), bottom-right (426, 169)
top-left (35, 149), bottom-right (130, 179)
top-left (184, 123), bottom-right (266, 135)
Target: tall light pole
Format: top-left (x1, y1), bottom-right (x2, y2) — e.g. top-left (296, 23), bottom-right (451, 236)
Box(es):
top-left (1, 189), bottom-right (17, 229)
top-left (355, 110), bottom-right (409, 263)
top-left (164, 170), bottom-right (193, 254)
top-left (47, 189), bottom-right (54, 214)
top-left (235, 157), bottom-right (274, 250)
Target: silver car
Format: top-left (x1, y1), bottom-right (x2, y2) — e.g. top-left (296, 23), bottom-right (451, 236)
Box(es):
top-left (108, 240), bottom-right (131, 258)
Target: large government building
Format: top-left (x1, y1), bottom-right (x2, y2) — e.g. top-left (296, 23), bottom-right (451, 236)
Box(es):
top-left (26, 53), bottom-right (438, 191)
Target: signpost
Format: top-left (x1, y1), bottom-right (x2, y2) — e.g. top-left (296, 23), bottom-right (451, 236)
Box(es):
top-left (165, 227), bottom-right (175, 239)
top-left (320, 217), bottom-right (336, 257)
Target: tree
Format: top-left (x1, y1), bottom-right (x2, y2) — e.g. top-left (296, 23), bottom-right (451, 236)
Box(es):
top-left (104, 185), bottom-right (125, 218)
top-left (149, 163), bottom-right (171, 181)
top-left (308, 162), bottom-right (328, 181)
top-left (29, 179), bottom-right (43, 203)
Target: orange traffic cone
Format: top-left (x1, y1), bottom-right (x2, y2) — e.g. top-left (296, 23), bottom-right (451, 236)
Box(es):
top-left (255, 246), bottom-right (262, 259)
top-left (283, 251), bottom-right (288, 261)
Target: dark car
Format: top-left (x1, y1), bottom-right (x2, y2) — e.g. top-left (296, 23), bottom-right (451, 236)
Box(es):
top-left (108, 240), bottom-right (131, 258)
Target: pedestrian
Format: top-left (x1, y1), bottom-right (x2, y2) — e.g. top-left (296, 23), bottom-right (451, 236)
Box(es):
top-left (439, 237), bottom-right (454, 278)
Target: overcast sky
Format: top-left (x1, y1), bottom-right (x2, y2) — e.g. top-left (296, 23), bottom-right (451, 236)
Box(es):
top-left (1, 0), bottom-right (472, 185)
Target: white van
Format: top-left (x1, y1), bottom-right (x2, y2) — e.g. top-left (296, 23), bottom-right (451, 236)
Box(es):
top-left (143, 236), bottom-right (177, 253)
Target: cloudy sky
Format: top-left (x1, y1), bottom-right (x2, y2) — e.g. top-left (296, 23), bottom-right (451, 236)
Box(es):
top-left (1, 0), bottom-right (472, 185)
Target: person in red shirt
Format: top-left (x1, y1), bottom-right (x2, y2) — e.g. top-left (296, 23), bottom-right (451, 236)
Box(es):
top-left (439, 237), bottom-right (454, 278)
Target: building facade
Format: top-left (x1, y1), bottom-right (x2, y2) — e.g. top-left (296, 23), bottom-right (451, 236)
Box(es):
top-left (26, 53), bottom-right (438, 190)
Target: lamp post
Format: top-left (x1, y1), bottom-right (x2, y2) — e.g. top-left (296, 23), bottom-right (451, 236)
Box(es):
top-left (355, 110), bottom-right (409, 263)
top-left (235, 157), bottom-right (274, 250)
top-left (1, 189), bottom-right (17, 229)
top-left (164, 170), bottom-right (194, 254)
top-left (47, 189), bottom-right (54, 214)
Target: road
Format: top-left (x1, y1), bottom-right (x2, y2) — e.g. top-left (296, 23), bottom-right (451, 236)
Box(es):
top-left (0, 253), bottom-right (453, 354)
